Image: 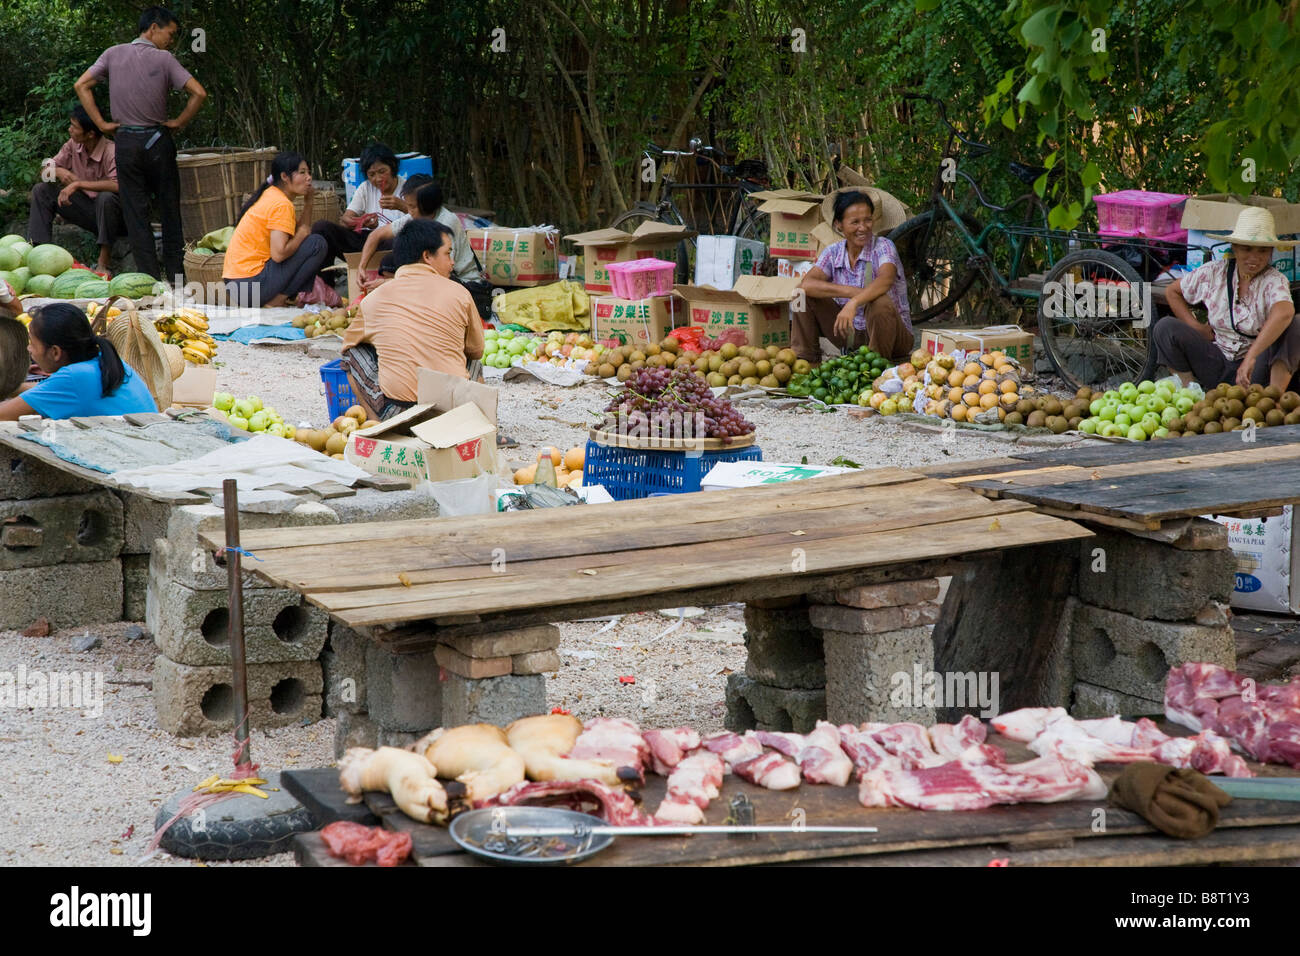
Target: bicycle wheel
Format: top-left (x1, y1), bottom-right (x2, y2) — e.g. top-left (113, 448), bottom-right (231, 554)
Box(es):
top-left (609, 207), bottom-right (691, 284)
top-left (887, 210), bottom-right (983, 324)
top-left (736, 208), bottom-right (768, 245)
top-left (1037, 249), bottom-right (1156, 392)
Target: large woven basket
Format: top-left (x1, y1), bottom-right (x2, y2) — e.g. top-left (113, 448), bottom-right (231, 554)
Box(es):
top-left (177, 151), bottom-right (231, 243)
top-left (183, 245), bottom-right (228, 304)
top-left (292, 183), bottom-right (344, 224)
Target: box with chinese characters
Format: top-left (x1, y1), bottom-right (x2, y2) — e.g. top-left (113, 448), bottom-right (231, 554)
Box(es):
top-left (466, 227), bottom-right (559, 287)
top-left (1208, 508), bottom-right (1300, 614)
top-left (672, 275), bottom-right (800, 349)
top-left (564, 221), bottom-right (695, 295)
top-left (591, 294), bottom-right (686, 345)
top-left (750, 189), bottom-right (826, 260)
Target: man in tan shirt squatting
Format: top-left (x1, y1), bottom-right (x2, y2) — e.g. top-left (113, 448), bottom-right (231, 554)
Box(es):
top-left (341, 219), bottom-right (484, 421)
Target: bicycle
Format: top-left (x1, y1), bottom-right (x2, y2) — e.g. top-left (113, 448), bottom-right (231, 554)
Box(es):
top-left (893, 93), bottom-right (1168, 391)
top-left (609, 138), bottom-right (770, 282)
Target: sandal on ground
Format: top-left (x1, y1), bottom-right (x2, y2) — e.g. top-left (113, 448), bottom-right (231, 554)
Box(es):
top-left (497, 434), bottom-right (519, 448)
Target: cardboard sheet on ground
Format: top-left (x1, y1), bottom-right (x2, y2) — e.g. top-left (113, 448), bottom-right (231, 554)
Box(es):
top-left (110, 433), bottom-right (367, 504)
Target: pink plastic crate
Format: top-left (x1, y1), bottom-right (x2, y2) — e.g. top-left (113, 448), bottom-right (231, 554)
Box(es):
top-left (1100, 227), bottom-right (1188, 245)
top-left (1092, 191), bottom-right (1187, 237)
top-left (606, 258), bottom-right (675, 299)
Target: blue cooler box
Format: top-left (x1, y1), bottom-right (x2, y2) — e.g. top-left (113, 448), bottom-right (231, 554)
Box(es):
top-left (342, 152), bottom-right (434, 202)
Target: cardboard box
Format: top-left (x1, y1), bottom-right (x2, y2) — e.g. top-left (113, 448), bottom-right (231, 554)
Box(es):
top-left (170, 365), bottom-right (217, 409)
top-left (750, 189), bottom-right (826, 260)
top-left (1209, 509), bottom-right (1300, 614)
top-left (416, 367), bottom-right (498, 424)
top-left (776, 258), bottom-right (815, 279)
top-left (591, 295), bottom-right (685, 345)
top-left (694, 235), bottom-right (767, 290)
top-left (466, 227), bottom-right (560, 287)
top-left (701, 461), bottom-right (853, 491)
top-left (1185, 228), bottom-right (1297, 274)
top-left (672, 275), bottom-right (799, 349)
top-left (921, 325), bottom-right (1034, 366)
top-left (1180, 194), bottom-right (1300, 236)
top-left (344, 249), bottom-right (386, 304)
top-left (563, 222), bottom-right (695, 294)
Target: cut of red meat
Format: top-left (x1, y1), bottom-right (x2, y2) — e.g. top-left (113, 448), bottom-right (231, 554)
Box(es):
top-left (319, 821), bottom-right (413, 867)
top-left (1165, 664), bottom-right (1300, 770)
top-left (480, 778), bottom-right (651, 826)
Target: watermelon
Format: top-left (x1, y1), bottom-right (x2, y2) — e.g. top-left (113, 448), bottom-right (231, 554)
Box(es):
top-left (0, 247), bottom-right (20, 272)
top-left (24, 273), bottom-right (55, 297)
top-left (27, 243), bottom-right (75, 277)
top-left (13, 266), bottom-right (30, 286)
top-left (0, 270), bottom-right (25, 295)
top-left (50, 269), bottom-right (100, 298)
top-left (108, 272), bottom-right (164, 299)
top-left (75, 278), bottom-right (111, 299)
top-left (0, 234), bottom-right (23, 247)
top-left (10, 241), bottom-right (32, 264)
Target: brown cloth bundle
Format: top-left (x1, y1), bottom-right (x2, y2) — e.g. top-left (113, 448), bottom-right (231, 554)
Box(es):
top-left (1109, 763), bottom-right (1233, 839)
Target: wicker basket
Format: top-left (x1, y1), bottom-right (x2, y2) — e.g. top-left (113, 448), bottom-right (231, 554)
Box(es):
top-left (224, 147), bottom-right (278, 202)
top-left (293, 183), bottom-right (344, 224)
top-left (177, 151), bottom-right (232, 243)
top-left (183, 245), bottom-right (228, 304)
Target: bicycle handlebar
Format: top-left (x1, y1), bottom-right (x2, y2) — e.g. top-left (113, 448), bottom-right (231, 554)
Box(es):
top-left (902, 92), bottom-right (993, 158)
top-left (645, 139), bottom-right (724, 160)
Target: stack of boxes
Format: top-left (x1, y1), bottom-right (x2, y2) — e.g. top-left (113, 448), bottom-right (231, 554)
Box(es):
top-left (1180, 194), bottom-right (1300, 276)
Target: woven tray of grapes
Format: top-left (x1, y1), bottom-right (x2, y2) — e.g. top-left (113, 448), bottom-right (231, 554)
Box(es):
top-left (592, 365), bottom-right (758, 450)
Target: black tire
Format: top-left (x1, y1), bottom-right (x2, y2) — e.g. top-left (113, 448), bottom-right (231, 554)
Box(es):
top-left (609, 207), bottom-right (691, 284)
top-left (887, 210), bottom-right (983, 324)
top-left (1036, 249), bottom-right (1156, 392)
top-left (736, 208), bottom-right (769, 245)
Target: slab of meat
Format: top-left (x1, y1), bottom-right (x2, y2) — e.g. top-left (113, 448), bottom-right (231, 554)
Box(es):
top-left (753, 722), bottom-right (854, 786)
top-left (567, 717), bottom-right (649, 784)
top-left (1028, 712), bottom-right (1156, 765)
top-left (702, 732), bottom-right (800, 790)
top-left (1166, 663), bottom-right (1300, 769)
top-left (929, 715), bottom-right (989, 760)
top-left (320, 821), bottom-right (412, 867)
top-left (838, 724), bottom-right (901, 776)
top-left (871, 722), bottom-right (948, 769)
top-left (654, 753), bottom-right (725, 824)
top-left (991, 707), bottom-right (1069, 742)
top-left (481, 779), bottom-right (650, 826)
top-left (506, 714), bottom-right (626, 786)
top-left (642, 727), bottom-right (702, 776)
top-left (858, 745), bottom-right (1105, 811)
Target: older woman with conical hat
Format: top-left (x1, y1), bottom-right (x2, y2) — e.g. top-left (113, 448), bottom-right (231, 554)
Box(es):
top-left (1156, 206), bottom-right (1298, 390)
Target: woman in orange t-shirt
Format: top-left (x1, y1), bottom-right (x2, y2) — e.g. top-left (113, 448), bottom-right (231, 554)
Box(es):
top-left (222, 152), bottom-right (328, 308)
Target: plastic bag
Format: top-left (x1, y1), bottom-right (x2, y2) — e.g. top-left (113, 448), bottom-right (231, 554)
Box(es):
top-left (423, 471), bottom-right (497, 516)
top-left (668, 326), bottom-right (706, 351)
top-left (298, 275), bottom-right (342, 307)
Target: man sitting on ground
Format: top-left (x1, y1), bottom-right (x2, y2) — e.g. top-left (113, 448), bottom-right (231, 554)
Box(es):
top-left (29, 105), bottom-right (125, 276)
top-left (341, 219), bottom-right (484, 421)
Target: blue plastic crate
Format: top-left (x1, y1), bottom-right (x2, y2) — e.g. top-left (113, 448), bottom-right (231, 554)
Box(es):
top-left (584, 441), bottom-right (763, 500)
top-left (321, 359), bottom-right (358, 420)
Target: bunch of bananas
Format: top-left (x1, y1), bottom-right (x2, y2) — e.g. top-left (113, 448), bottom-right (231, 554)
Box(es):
top-left (85, 303), bottom-right (123, 321)
top-left (157, 308), bottom-right (217, 365)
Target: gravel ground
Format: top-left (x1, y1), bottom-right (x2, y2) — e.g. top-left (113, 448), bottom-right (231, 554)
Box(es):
top-left (1, 339), bottom-right (1084, 867)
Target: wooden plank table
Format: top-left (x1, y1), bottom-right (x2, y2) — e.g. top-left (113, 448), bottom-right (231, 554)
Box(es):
top-left (921, 424), bottom-right (1300, 531)
top-left (206, 469), bottom-right (1094, 649)
top-left (290, 729), bottom-right (1300, 868)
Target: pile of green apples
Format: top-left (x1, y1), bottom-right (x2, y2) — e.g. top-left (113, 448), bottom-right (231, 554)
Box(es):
top-left (211, 392), bottom-right (294, 437)
top-left (1076, 379), bottom-right (1197, 440)
top-left (482, 328), bottom-right (544, 368)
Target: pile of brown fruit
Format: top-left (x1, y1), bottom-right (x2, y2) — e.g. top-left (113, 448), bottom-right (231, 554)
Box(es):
top-left (1169, 383), bottom-right (1300, 436)
top-left (592, 335), bottom-right (804, 388)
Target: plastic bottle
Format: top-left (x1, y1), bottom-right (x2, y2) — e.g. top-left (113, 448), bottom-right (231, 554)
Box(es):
top-left (534, 454), bottom-right (557, 487)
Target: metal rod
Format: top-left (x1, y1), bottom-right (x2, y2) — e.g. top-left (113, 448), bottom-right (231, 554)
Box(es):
top-left (503, 824), bottom-right (879, 838)
top-left (223, 478), bottom-right (252, 767)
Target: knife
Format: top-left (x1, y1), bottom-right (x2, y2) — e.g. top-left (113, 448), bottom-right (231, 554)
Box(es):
top-left (1212, 777), bottom-right (1300, 801)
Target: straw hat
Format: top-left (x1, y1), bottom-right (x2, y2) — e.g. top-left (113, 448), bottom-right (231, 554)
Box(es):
top-left (821, 185), bottom-right (912, 235)
top-left (97, 296), bottom-right (175, 411)
top-left (1213, 206), bottom-right (1297, 249)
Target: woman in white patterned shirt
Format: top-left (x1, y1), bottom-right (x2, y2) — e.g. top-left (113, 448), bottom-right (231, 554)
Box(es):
top-left (1156, 206), bottom-right (1298, 391)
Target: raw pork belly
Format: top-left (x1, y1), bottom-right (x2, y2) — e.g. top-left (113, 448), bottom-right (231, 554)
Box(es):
top-left (702, 732), bottom-right (801, 790)
top-left (838, 725), bottom-right (901, 775)
top-left (929, 715), bottom-right (989, 759)
top-left (654, 753), bottom-right (725, 824)
top-left (568, 717), bottom-right (650, 784)
top-left (642, 727), bottom-right (701, 776)
top-left (482, 779), bottom-right (650, 826)
top-left (858, 745), bottom-right (1106, 811)
top-left (870, 722), bottom-right (948, 769)
top-left (991, 707), bottom-right (1069, 742)
top-left (1166, 663), bottom-right (1300, 768)
top-left (754, 722), bottom-right (854, 786)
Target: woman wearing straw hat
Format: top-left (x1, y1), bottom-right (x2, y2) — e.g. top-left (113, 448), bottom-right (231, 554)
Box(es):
top-left (793, 188), bottom-right (914, 365)
top-left (0, 303), bottom-right (156, 419)
top-left (1155, 206), bottom-right (1299, 391)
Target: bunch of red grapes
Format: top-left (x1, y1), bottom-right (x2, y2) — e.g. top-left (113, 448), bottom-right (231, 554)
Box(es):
top-left (602, 366), bottom-right (755, 443)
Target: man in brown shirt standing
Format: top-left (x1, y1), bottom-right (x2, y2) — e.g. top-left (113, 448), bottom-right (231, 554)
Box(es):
top-left (342, 220), bottom-right (485, 421)
top-left (74, 6), bottom-right (206, 284)
top-left (29, 105), bottom-right (124, 275)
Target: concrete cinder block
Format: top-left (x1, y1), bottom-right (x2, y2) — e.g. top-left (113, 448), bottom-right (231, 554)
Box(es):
top-left (122, 553), bottom-right (149, 622)
top-left (809, 602), bottom-right (940, 635)
top-left (378, 729), bottom-right (425, 749)
top-left (1070, 602), bottom-right (1236, 700)
top-left (512, 649), bottom-right (561, 675)
top-left (324, 486), bottom-right (437, 524)
top-left (153, 656), bottom-right (322, 736)
top-left (0, 449), bottom-right (95, 500)
top-left (742, 603), bottom-right (825, 690)
top-left (146, 577), bottom-right (328, 666)
top-left (0, 491), bottom-right (123, 570)
top-left (835, 579), bottom-right (941, 609)
top-left (440, 625), bottom-right (561, 659)
top-left (149, 536), bottom-right (269, 596)
top-left (322, 622), bottom-right (368, 716)
top-left (1070, 681), bottom-right (1164, 719)
top-left (439, 672), bottom-right (546, 728)
top-left (822, 626), bottom-right (935, 726)
top-left (158, 502), bottom-right (339, 591)
top-left (435, 644), bottom-right (511, 679)
top-left (334, 711), bottom-right (379, 758)
top-left (724, 674), bottom-right (826, 733)
top-left (1077, 531), bottom-right (1235, 620)
top-left (0, 559), bottom-right (123, 630)
top-left (117, 491), bottom-right (173, 555)
top-left (365, 645), bottom-right (443, 732)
